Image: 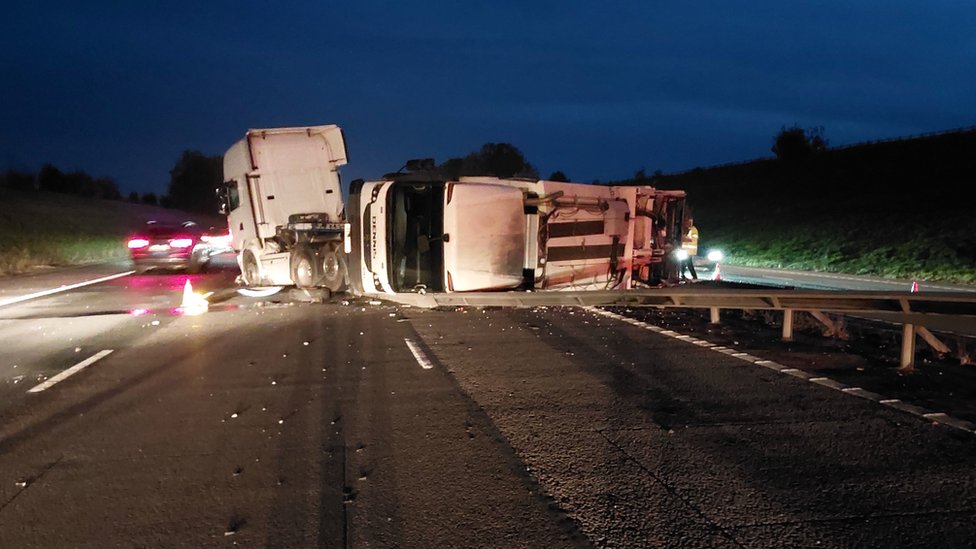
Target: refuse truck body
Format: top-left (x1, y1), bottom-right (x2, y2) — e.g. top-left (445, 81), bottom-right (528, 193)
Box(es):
top-left (346, 163), bottom-right (688, 297)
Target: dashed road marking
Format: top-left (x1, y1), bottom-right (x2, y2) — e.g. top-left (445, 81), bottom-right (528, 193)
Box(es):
top-left (810, 377), bottom-right (849, 390)
top-left (755, 360), bottom-right (786, 371)
top-left (404, 338), bottom-right (434, 370)
top-left (586, 307), bottom-right (976, 435)
top-left (27, 349), bottom-right (114, 393)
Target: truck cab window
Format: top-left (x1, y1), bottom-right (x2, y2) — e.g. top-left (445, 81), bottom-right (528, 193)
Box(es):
top-left (227, 181), bottom-right (241, 211)
top-left (388, 182), bottom-right (444, 292)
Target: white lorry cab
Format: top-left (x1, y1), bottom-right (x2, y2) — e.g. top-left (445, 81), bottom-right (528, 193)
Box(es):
top-left (346, 161), bottom-right (688, 297)
top-left (219, 125), bottom-right (350, 291)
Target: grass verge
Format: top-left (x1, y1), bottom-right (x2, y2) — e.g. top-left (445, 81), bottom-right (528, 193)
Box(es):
top-left (0, 189), bottom-right (222, 276)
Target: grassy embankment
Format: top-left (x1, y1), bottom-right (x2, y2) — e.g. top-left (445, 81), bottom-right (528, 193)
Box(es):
top-left (0, 189), bottom-right (222, 276)
top-left (649, 128), bottom-right (976, 283)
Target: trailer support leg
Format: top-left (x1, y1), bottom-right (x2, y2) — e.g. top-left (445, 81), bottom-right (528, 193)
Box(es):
top-left (782, 309), bottom-right (794, 342)
top-left (899, 323), bottom-right (916, 373)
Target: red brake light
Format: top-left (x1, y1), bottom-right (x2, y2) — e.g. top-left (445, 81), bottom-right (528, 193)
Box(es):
top-left (128, 238), bottom-right (149, 249)
top-left (169, 238), bottom-right (194, 248)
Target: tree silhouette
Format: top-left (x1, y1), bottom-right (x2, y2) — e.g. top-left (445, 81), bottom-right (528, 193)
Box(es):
top-left (772, 125), bottom-right (829, 163)
top-left (38, 164), bottom-right (68, 193)
top-left (479, 143), bottom-right (536, 178)
top-left (548, 171), bottom-right (569, 182)
top-left (33, 164), bottom-right (120, 198)
top-left (438, 143), bottom-right (538, 179)
top-left (1, 169), bottom-right (35, 191)
top-left (168, 150), bottom-right (223, 213)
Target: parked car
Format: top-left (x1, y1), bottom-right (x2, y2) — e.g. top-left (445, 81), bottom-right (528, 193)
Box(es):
top-left (126, 221), bottom-right (230, 273)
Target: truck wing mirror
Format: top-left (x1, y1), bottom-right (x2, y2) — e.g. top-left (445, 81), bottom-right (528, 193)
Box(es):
top-left (216, 183), bottom-right (230, 215)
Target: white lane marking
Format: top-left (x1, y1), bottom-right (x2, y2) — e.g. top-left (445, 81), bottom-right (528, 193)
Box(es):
top-left (27, 349), bottom-right (114, 393)
top-left (404, 338), bottom-right (434, 370)
top-left (0, 271), bottom-right (135, 308)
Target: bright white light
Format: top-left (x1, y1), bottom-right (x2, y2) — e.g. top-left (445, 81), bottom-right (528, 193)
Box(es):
top-left (127, 238), bottom-right (149, 249)
top-left (201, 234), bottom-right (232, 246)
top-left (170, 238), bottom-right (194, 248)
top-left (707, 250), bottom-right (724, 262)
top-left (674, 249), bottom-right (689, 261)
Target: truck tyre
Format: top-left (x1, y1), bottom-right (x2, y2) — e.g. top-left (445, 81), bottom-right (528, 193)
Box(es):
top-left (321, 243), bottom-right (346, 293)
top-left (290, 244), bottom-right (322, 289)
top-left (241, 250), bottom-right (261, 286)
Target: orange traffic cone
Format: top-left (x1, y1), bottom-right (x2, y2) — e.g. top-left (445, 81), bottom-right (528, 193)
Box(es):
top-left (910, 280), bottom-right (919, 293)
top-left (712, 263), bottom-right (722, 281)
top-left (180, 279), bottom-right (209, 315)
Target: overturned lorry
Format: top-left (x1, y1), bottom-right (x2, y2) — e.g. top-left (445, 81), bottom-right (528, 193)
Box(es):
top-left (347, 161), bottom-right (688, 296)
top-left (220, 125), bottom-right (689, 296)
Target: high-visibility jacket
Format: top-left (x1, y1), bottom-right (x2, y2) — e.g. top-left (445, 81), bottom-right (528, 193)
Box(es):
top-left (681, 226), bottom-right (699, 256)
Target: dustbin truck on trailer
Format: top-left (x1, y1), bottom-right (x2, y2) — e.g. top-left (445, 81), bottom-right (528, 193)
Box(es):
top-left (220, 125), bottom-right (351, 291)
top-left (346, 161), bottom-right (688, 296)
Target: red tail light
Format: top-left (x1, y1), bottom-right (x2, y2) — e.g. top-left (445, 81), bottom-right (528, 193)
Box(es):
top-left (169, 238), bottom-right (194, 248)
top-left (127, 238), bottom-right (150, 249)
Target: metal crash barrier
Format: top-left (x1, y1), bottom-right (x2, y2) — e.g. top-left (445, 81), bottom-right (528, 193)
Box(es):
top-left (382, 287), bottom-right (976, 371)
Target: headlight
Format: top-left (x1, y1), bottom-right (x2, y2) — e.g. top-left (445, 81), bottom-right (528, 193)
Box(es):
top-left (706, 249), bottom-right (724, 262)
top-left (674, 249), bottom-right (689, 261)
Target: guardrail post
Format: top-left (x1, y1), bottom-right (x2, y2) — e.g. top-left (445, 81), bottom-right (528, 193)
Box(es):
top-left (782, 309), bottom-right (794, 341)
top-left (899, 323), bottom-right (916, 372)
top-left (710, 307), bottom-right (721, 324)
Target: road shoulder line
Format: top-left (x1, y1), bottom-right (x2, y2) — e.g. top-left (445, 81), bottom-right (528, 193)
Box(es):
top-left (0, 271), bottom-right (134, 308)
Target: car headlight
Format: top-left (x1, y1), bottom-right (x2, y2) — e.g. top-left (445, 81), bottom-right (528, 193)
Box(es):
top-left (674, 249), bottom-right (689, 261)
top-left (706, 249), bottom-right (724, 262)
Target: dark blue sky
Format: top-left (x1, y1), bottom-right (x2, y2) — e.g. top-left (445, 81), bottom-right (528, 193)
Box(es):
top-left (3, 1), bottom-right (974, 194)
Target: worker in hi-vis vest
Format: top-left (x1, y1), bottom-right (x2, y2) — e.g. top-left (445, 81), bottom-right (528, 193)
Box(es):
top-left (680, 217), bottom-right (698, 280)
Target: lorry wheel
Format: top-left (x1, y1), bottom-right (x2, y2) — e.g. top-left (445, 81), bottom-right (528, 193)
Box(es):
top-left (290, 244), bottom-right (322, 289)
top-left (241, 250), bottom-right (261, 286)
top-left (321, 244), bottom-right (346, 293)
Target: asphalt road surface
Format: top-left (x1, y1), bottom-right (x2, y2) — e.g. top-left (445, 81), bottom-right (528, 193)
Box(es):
top-left (1, 263), bottom-right (975, 548)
